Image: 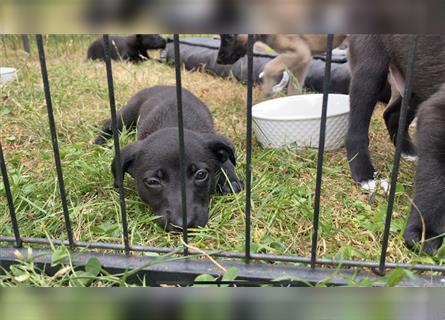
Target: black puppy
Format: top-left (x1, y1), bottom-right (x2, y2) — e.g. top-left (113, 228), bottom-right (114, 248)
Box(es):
top-left (346, 35), bottom-right (445, 254)
top-left (87, 34), bottom-right (166, 63)
top-left (95, 86), bottom-right (243, 231)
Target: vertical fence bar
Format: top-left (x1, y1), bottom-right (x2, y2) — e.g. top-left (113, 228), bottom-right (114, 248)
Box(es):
top-left (36, 35), bottom-right (74, 250)
top-left (245, 34), bottom-right (254, 264)
top-left (173, 34), bottom-right (189, 256)
top-left (0, 142), bottom-right (22, 247)
top-left (310, 34), bottom-right (334, 270)
top-left (103, 35), bottom-right (130, 255)
top-left (379, 35), bottom-right (418, 275)
top-left (21, 35), bottom-right (30, 53)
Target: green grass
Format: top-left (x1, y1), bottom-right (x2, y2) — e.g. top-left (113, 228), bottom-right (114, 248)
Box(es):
top-left (1, 35), bottom-right (444, 286)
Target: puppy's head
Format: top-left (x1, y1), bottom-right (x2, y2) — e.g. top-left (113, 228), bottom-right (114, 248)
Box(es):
top-left (111, 128), bottom-right (236, 231)
top-left (136, 34), bottom-right (167, 50)
top-left (216, 34), bottom-right (247, 65)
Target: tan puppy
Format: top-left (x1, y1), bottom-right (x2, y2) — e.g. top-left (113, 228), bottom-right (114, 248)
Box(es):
top-left (217, 34), bottom-right (347, 96)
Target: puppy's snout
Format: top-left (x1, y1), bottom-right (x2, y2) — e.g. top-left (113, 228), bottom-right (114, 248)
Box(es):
top-left (217, 52), bottom-right (232, 65)
top-left (163, 207), bottom-right (206, 231)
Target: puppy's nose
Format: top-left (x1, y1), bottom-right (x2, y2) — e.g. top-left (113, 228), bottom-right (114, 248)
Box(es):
top-left (164, 210), bottom-right (195, 231)
top-left (171, 217), bottom-right (195, 228)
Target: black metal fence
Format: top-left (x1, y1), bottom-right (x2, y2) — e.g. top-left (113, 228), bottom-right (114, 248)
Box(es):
top-left (1, 34), bottom-right (444, 286)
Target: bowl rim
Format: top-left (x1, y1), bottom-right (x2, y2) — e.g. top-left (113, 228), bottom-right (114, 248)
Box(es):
top-left (252, 93), bottom-right (350, 121)
top-left (0, 67), bottom-right (17, 74)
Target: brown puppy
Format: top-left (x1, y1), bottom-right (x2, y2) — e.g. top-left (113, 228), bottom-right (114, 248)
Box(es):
top-left (217, 34), bottom-right (347, 96)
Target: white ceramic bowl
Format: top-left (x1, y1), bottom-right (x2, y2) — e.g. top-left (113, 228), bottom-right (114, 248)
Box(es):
top-left (0, 67), bottom-right (17, 84)
top-left (252, 94), bottom-right (350, 151)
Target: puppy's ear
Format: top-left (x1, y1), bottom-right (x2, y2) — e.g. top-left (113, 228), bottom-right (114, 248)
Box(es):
top-left (135, 34), bottom-right (144, 44)
top-left (206, 134), bottom-right (236, 166)
top-left (111, 142), bottom-right (139, 188)
top-left (221, 34), bottom-right (235, 43)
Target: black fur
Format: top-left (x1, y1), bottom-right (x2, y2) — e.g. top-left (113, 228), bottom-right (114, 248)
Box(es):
top-left (346, 35), bottom-right (445, 254)
top-left (216, 34), bottom-right (247, 65)
top-left (87, 34), bottom-right (166, 63)
top-left (403, 84), bottom-right (445, 255)
top-left (95, 86), bottom-right (243, 231)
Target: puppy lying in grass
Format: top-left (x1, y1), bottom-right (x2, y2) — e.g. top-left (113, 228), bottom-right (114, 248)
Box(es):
top-left (95, 86), bottom-right (243, 231)
top-left (87, 34), bottom-right (166, 63)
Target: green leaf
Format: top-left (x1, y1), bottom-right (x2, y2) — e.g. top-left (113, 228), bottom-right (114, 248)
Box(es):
top-left (402, 270), bottom-right (417, 281)
top-left (93, 221), bottom-right (120, 235)
top-left (85, 257), bottom-right (102, 277)
top-left (395, 183), bottom-right (405, 193)
top-left (51, 248), bottom-right (69, 266)
top-left (222, 267), bottom-right (238, 282)
top-left (0, 107), bottom-right (11, 115)
top-left (14, 273), bottom-right (30, 282)
top-left (436, 244), bottom-right (445, 260)
top-left (71, 271), bottom-right (95, 287)
top-left (194, 274), bottom-right (216, 287)
top-left (143, 252), bottom-right (160, 257)
top-left (386, 268), bottom-right (406, 287)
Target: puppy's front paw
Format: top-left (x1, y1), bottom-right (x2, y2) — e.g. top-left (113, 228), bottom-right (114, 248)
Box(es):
top-left (94, 135), bottom-right (108, 145)
top-left (403, 227), bottom-right (443, 256)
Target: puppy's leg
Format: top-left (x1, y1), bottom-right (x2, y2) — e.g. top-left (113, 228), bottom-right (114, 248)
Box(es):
top-left (261, 57), bottom-right (288, 97)
top-left (403, 85), bottom-right (445, 255)
top-left (262, 43), bottom-right (311, 96)
top-left (345, 36), bottom-right (390, 185)
top-left (383, 94), bottom-right (419, 160)
top-left (286, 52), bottom-right (311, 96)
top-left (140, 50), bottom-right (150, 61)
top-left (383, 68), bottom-right (419, 160)
top-left (217, 160), bottom-right (243, 194)
top-left (94, 100), bottom-right (141, 145)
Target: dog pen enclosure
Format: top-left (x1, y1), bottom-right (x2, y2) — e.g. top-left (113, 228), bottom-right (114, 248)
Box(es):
top-left (1, 34), bottom-right (444, 286)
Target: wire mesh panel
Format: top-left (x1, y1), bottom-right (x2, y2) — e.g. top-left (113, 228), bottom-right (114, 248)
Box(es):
top-left (1, 34), bottom-right (444, 285)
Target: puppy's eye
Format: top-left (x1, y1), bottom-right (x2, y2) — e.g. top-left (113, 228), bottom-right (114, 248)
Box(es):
top-left (144, 177), bottom-right (161, 188)
top-left (195, 169), bottom-right (209, 181)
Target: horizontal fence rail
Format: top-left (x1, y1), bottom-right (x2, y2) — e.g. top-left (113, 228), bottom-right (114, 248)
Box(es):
top-left (2, 235), bottom-right (445, 274)
top-left (0, 34), bottom-right (442, 286)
